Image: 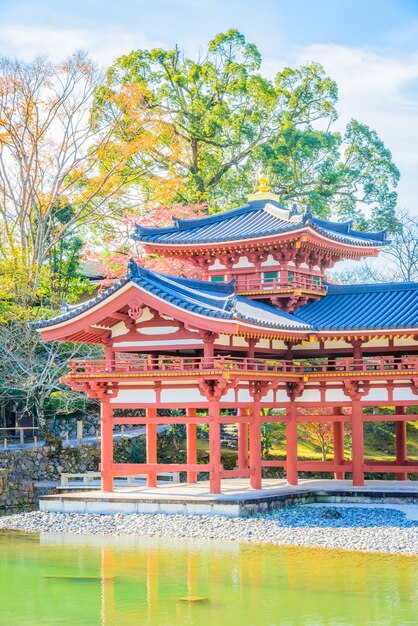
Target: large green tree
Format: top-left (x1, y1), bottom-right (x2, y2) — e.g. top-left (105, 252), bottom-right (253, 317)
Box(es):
top-left (95, 29), bottom-right (399, 230)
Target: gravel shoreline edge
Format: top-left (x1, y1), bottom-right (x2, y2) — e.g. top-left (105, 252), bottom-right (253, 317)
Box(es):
top-left (2, 507), bottom-right (418, 556)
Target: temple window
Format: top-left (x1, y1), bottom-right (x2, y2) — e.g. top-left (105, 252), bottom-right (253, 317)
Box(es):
top-left (287, 271), bottom-right (295, 283)
top-left (263, 271), bottom-right (278, 285)
top-left (210, 275), bottom-right (225, 283)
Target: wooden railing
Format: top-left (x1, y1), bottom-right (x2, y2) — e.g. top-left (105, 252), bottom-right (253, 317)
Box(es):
top-left (235, 276), bottom-right (326, 293)
top-left (67, 355), bottom-right (418, 377)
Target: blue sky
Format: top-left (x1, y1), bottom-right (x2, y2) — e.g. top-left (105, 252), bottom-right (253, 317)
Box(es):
top-left (1, 0), bottom-right (418, 211)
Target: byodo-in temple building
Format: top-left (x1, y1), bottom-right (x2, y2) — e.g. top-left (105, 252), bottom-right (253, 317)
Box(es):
top-left (33, 177), bottom-right (418, 494)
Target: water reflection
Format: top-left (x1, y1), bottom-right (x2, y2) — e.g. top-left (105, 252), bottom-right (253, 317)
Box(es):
top-left (0, 531), bottom-right (417, 625)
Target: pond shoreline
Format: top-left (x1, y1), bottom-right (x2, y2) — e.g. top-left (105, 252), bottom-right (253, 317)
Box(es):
top-left (1, 506), bottom-right (418, 556)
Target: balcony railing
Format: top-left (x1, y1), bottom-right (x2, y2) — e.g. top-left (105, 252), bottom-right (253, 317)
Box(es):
top-left (66, 355), bottom-right (418, 378)
top-left (235, 276), bottom-right (326, 293)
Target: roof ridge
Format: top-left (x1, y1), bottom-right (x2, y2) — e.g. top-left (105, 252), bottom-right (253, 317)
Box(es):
top-left (128, 260), bottom-right (236, 295)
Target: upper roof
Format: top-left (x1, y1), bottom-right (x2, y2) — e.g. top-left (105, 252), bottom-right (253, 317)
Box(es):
top-left (32, 261), bottom-right (311, 333)
top-left (134, 197), bottom-right (389, 249)
top-left (295, 282), bottom-right (418, 331)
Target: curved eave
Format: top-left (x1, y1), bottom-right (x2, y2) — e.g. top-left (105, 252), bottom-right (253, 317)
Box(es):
top-left (35, 281), bottom-right (312, 344)
top-left (140, 225), bottom-right (386, 257)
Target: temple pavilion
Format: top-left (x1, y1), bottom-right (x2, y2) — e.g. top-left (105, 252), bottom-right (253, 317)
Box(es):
top-left (33, 177), bottom-right (418, 493)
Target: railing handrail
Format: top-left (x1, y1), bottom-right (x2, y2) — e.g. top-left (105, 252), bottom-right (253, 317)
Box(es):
top-left (67, 355), bottom-right (418, 376)
top-left (235, 276), bottom-right (326, 292)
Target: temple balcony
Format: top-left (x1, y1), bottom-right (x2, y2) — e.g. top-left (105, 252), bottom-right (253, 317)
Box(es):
top-left (234, 274), bottom-right (326, 295)
top-left (229, 273), bottom-right (326, 310)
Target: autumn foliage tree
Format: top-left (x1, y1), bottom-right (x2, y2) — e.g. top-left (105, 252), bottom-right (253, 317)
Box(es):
top-left (299, 408), bottom-right (347, 461)
top-left (0, 52), bottom-right (179, 310)
top-left (84, 203), bottom-right (206, 287)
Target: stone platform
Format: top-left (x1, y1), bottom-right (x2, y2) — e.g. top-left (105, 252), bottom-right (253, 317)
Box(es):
top-left (39, 478), bottom-right (418, 517)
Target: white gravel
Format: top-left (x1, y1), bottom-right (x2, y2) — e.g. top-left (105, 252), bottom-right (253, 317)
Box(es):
top-left (2, 507), bottom-right (418, 555)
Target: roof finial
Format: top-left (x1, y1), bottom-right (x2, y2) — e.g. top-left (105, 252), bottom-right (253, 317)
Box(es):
top-left (256, 172), bottom-right (271, 194)
top-left (303, 205), bottom-right (313, 224)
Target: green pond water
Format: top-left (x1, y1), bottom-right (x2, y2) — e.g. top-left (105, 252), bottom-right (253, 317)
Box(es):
top-left (1, 531), bottom-right (418, 626)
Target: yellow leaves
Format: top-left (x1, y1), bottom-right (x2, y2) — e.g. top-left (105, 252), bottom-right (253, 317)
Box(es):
top-left (146, 175), bottom-right (185, 205)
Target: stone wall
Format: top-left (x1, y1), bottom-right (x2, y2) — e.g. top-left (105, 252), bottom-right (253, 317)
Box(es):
top-left (0, 435), bottom-right (145, 482)
top-left (47, 415), bottom-right (138, 438)
top-left (0, 468), bottom-right (36, 510)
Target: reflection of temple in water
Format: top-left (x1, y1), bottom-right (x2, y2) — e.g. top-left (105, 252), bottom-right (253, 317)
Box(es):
top-left (40, 534), bottom-right (418, 626)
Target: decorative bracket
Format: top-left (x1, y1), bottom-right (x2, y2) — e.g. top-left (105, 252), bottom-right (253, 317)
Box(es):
top-left (248, 381), bottom-right (270, 402)
top-left (342, 379), bottom-right (370, 401)
top-left (286, 380), bottom-right (305, 400)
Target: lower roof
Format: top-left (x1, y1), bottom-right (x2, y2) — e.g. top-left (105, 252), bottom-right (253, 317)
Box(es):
top-left (295, 282), bottom-right (418, 331)
top-left (32, 262), bottom-right (311, 333)
top-left (32, 263), bottom-right (418, 335)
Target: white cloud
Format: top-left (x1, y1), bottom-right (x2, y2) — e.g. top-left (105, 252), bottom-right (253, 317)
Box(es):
top-left (263, 44), bottom-right (418, 212)
top-left (0, 24), bottom-right (162, 66)
top-left (295, 44), bottom-right (418, 211)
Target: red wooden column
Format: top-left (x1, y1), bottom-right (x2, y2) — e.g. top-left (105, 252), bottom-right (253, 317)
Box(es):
top-left (100, 399), bottom-right (113, 492)
top-left (351, 398), bottom-right (364, 486)
top-left (203, 331), bottom-right (216, 367)
top-left (146, 408), bottom-right (157, 488)
top-left (208, 397), bottom-right (221, 494)
top-left (238, 408), bottom-right (249, 470)
top-left (333, 407), bottom-right (345, 480)
top-left (396, 406), bottom-right (408, 481)
top-left (104, 339), bottom-right (114, 372)
top-left (286, 401), bottom-right (298, 486)
top-left (249, 399), bottom-right (262, 489)
top-left (187, 408), bottom-right (198, 483)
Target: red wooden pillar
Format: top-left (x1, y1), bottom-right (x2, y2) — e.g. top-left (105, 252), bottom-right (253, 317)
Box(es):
top-left (146, 408), bottom-right (157, 488)
top-left (351, 399), bottom-right (364, 486)
top-left (104, 341), bottom-right (114, 372)
top-left (203, 333), bottom-right (215, 368)
top-left (333, 408), bottom-right (345, 480)
top-left (247, 338), bottom-right (256, 366)
top-left (249, 400), bottom-right (262, 489)
top-left (396, 406), bottom-right (407, 481)
top-left (100, 399), bottom-right (113, 492)
top-left (187, 408), bottom-right (198, 483)
top-left (209, 398), bottom-right (221, 494)
top-left (286, 402), bottom-right (298, 486)
top-left (238, 408), bottom-right (249, 470)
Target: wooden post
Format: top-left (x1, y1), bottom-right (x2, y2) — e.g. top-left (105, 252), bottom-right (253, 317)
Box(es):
top-left (105, 342), bottom-right (114, 372)
top-left (187, 409), bottom-right (198, 483)
top-left (249, 400), bottom-right (262, 489)
top-left (100, 400), bottom-right (113, 492)
top-left (146, 408), bottom-right (157, 488)
top-left (209, 398), bottom-right (221, 494)
top-left (238, 408), bottom-right (249, 469)
top-left (203, 332), bottom-right (215, 368)
top-left (286, 402), bottom-right (298, 485)
top-left (396, 406), bottom-right (407, 481)
top-left (333, 408), bottom-right (345, 480)
top-left (351, 399), bottom-right (364, 487)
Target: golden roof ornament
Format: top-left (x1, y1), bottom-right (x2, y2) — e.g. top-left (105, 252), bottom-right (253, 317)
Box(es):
top-left (256, 172), bottom-right (271, 193)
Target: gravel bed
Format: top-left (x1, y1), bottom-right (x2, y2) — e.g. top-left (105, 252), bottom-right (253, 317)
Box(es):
top-left (1, 507), bottom-right (418, 555)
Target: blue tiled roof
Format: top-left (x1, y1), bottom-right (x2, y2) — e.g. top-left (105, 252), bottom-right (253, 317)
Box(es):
top-left (134, 199), bottom-right (389, 248)
top-left (295, 282), bottom-right (418, 330)
top-left (33, 261), bottom-right (311, 332)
